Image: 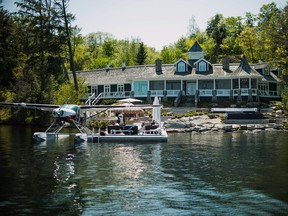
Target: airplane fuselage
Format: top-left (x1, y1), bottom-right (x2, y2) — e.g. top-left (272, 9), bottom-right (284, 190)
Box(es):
top-left (51, 105), bottom-right (80, 123)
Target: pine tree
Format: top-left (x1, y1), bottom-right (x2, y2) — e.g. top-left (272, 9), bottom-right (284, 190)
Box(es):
top-left (136, 42), bottom-right (147, 65)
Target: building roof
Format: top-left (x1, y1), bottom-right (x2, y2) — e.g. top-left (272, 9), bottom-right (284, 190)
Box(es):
top-left (76, 60), bottom-right (275, 85)
top-left (188, 41), bottom-right (203, 52)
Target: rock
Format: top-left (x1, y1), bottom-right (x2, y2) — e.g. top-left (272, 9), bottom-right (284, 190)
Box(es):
top-left (165, 119), bottom-right (187, 128)
top-left (164, 113), bottom-right (285, 134)
top-left (222, 125), bottom-right (233, 132)
top-left (240, 125), bottom-right (248, 130)
top-left (276, 110), bottom-right (283, 115)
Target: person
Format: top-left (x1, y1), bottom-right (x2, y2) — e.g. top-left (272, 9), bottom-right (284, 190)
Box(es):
top-left (151, 120), bottom-right (159, 126)
top-left (118, 113), bottom-right (125, 126)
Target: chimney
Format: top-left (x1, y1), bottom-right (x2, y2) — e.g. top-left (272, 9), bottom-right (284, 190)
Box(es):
top-left (106, 64), bottom-right (110, 72)
top-left (122, 62), bottom-right (126, 71)
top-left (155, 59), bottom-right (162, 73)
top-left (222, 57), bottom-right (230, 71)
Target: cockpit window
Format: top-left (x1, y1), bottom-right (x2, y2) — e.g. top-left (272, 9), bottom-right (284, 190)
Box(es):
top-left (61, 104), bottom-right (79, 112)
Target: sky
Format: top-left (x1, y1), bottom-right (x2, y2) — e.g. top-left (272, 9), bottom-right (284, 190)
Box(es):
top-left (2, 0), bottom-right (287, 51)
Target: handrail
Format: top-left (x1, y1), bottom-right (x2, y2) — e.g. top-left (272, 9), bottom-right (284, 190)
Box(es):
top-left (174, 90), bottom-right (183, 107)
top-left (85, 93), bottom-right (95, 105)
top-left (92, 92), bottom-right (102, 105)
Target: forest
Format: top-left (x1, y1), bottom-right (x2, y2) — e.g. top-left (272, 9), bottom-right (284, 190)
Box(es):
top-left (0, 0), bottom-right (288, 117)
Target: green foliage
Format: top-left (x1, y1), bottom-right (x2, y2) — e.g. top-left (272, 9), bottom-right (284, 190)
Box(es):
top-left (173, 111), bottom-right (208, 119)
top-left (53, 77), bottom-right (88, 105)
top-left (136, 42), bottom-right (147, 65)
top-left (86, 120), bottom-right (112, 129)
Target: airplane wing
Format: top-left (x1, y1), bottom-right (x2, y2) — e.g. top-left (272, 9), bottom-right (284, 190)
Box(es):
top-left (0, 102), bottom-right (60, 111)
top-left (79, 104), bottom-right (160, 110)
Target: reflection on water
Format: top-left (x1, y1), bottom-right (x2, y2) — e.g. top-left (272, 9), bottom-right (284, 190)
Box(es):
top-left (0, 125), bottom-right (288, 215)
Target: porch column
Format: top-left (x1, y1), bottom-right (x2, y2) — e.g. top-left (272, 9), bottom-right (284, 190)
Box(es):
top-left (212, 89), bottom-right (217, 103)
top-left (195, 90), bottom-right (199, 108)
top-left (248, 78), bottom-right (253, 102)
top-left (147, 91), bottom-right (151, 102)
top-left (237, 89), bottom-right (242, 104)
top-left (248, 89), bottom-right (253, 102)
top-left (163, 90), bottom-right (167, 102)
top-left (229, 79), bottom-right (233, 101)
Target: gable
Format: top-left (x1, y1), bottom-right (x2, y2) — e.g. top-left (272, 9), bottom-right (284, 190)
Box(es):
top-left (194, 58), bottom-right (212, 72)
top-left (174, 58), bottom-right (191, 73)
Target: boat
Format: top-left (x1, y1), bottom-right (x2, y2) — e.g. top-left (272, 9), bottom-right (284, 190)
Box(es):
top-left (74, 123), bottom-right (168, 143)
top-left (75, 96), bottom-right (168, 143)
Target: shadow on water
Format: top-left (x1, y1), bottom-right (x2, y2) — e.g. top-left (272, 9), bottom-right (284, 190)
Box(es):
top-left (0, 125), bottom-right (288, 215)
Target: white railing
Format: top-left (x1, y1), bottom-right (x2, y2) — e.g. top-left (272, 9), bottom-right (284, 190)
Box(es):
top-left (167, 90), bottom-right (181, 96)
top-left (150, 90), bottom-right (164, 97)
top-left (85, 93), bottom-right (95, 105)
top-left (216, 89), bottom-right (230, 96)
top-left (102, 91), bottom-right (131, 98)
top-left (91, 92), bottom-right (102, 104)
top-left (259, 90), bottom-right (280, 97)
top-left (199, 89), bottom-right (212, 96)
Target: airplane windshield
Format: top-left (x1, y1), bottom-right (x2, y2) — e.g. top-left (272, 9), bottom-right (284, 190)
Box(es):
top-left (61, 104), bottom-right (79, 112)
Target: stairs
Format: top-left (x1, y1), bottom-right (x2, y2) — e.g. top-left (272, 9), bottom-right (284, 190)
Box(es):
top-left (178, 95), bottom-right (195, 107)
top-left (85, 92), bottom-right (102, 105)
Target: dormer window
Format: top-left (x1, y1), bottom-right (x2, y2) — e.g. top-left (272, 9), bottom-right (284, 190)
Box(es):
top-left (194, 58), bottom-right (212, 73)
top-left (178, 62), bottom-right (186, 72)
top-left (174, 58), bottom-right (191, 73)
top-left (199, 61), bottom-right (207, 72)
top-left (263, 67), bottom-right (270, 75)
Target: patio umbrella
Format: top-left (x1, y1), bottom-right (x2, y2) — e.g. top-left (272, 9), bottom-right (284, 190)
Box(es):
top-left (117, 98), bottom-right (143, 103)
top-left (152, 96), bottom-right (161, 124)
top-left (110, 103), bottom-right (144, 115)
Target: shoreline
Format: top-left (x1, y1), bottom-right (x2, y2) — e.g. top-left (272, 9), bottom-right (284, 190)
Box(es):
top-left (164, 114), bottom-right (287, 134)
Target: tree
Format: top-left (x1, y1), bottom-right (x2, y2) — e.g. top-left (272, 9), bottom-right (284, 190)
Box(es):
top-left (236, 27), bottom-right (259, 63)
top-left (60, 0), bottom-right (78, 91)
top-left (13, 0), bottom-right (71, 104)
top-left (0, 3), bottom-right (18, 88)
top-left (187, 15), bottom-right (200, 38)
top-left (135, 42), bottom-right (147, 65)
top-left (206, 14), bottom-right (227, 62)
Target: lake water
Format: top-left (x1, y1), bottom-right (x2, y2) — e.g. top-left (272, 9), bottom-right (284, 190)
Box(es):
top-left (0, 125), bottom-right (288, 215)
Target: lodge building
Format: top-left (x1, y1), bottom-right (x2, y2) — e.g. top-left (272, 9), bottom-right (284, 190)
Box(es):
top-left (76, 42), bottom-right (281, 106)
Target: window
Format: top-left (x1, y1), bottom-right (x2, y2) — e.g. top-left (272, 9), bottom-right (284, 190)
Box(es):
top-left (166, 81), bottom-right (181, 90)
top-left (150, 81), bottom-right (164, 90)
top-left (177, 62), bottom-right (186, 72)
top-left (134, 81), bottom-right (148, 96)
top-left (198, 61), bottom-right (207, 72)
top-left (104, 85), bottom-right (110, 93)
top-left (263, 67), bottom-right (270, 75)
top-left (117, 84), bottom-right (124, 92)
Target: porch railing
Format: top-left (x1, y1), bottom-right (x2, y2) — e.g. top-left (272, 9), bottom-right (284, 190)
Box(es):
top-left (102, 91), bottom-right (131, 98)
top-left (259, 90), bottom-right (280, 97)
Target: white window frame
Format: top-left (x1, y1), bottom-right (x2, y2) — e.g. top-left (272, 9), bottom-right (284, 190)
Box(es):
top-left (177, 62), bottom-right (186, 72)
top-left (198, 61), bottom-right (207, 72)
top-left (117, 84), bottom-right (124, 92)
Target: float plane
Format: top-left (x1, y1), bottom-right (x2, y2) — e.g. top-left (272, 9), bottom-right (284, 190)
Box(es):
top-left (0, 101), bottom-right (165, 143)
top-left (0, 102), bottom-right (133, 142)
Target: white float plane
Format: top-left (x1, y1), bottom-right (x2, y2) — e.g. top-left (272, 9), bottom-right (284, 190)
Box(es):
top-left (0, 98), bottom-right (166, 143)
top-left (0, 102), bottom-right (126, 142)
